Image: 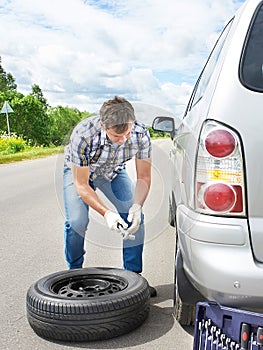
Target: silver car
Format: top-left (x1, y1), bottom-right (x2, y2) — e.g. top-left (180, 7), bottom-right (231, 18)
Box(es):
top-left (152, 0), bottom-right (263, 325)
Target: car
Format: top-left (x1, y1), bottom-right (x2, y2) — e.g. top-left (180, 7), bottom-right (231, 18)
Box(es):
top-left (152, 0), bottom-right (263, 326)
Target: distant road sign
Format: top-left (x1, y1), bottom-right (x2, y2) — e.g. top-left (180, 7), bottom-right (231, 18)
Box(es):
top-left (0, 101), bottom-right (14, 114)
top-left (0, 101), bottom-right (14, 136)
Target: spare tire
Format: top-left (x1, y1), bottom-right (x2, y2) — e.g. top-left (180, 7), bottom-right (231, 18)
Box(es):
top-left (26, 267), bottom-right (150, 342)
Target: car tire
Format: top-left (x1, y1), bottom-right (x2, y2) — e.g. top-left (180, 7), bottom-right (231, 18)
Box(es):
top-left (173, 251), bottom-right (196, 326)
top-left (174, 282), bottom-right (196, 326)
top-left (26, 267), bottom-right (150, 342)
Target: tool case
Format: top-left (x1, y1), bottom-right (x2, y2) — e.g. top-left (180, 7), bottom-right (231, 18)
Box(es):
top-left (193, 301), bottom-right (263, 349)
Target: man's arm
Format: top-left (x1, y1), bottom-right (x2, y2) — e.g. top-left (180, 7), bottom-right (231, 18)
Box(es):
top-left (72, 164), bottom-right (108, 216)
top-left (134, 157), bottom-right (152, 206)
top-left (126, 157), bottom-right (151, 234)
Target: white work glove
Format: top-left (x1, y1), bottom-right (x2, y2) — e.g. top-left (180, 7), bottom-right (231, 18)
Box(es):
top-left (127, 204), bottom-right (142, 234)
top-left (104, 210), bottom-right (128, 232)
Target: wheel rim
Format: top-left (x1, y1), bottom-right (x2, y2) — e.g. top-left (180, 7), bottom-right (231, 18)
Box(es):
top-left (51, 274), bottom-right (128, 298)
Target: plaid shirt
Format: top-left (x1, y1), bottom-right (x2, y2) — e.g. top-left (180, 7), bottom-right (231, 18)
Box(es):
top-left (64, 115), bottom-right (152, 181)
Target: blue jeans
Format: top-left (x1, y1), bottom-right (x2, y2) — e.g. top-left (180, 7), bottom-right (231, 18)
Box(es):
top-left (63, 167), bottom-right (144, 272)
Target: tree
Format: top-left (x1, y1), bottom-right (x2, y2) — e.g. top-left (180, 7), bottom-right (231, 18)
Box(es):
top-left (0, 57), bottom-right (17, 92)
top-left (30, 84), bottom-right (48, 109)
top-left (48, 106), bottom-right (90, 145)
top-left (6, 73), bottom-right (17, 92)
top-left (10, 94), bottom-right (51, 145)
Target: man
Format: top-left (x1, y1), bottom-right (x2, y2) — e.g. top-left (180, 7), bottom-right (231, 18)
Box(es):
top-left (63, 96), bottom-right (157, 297)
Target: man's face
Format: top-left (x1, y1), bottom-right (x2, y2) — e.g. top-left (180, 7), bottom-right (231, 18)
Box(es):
top-left (104, 123), bottom-right (133, 145)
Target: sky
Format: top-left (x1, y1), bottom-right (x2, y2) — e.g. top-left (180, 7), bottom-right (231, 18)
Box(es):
top-left (0, 0), bottom-right (245, 122)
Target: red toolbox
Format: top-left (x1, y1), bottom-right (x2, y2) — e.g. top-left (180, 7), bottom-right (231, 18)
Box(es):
top-left (193, 302), bottom-right (263, 349)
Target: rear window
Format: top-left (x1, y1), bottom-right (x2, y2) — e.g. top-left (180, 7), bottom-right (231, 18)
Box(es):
top-left (184, 19), bottom-right (233, 115)
top-left (240, 1), bottom-right (263, 92)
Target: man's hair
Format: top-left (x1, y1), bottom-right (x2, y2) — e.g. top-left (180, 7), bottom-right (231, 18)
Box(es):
top-left (100, 96), bottom-right (135, 133)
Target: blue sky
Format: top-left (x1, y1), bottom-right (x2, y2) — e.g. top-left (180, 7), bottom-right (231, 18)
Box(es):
top-left (0, 0), bottom-right (245, 120)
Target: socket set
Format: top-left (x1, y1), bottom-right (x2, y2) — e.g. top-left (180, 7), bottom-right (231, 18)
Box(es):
top-left (193, 302), bottom-right (263, 350)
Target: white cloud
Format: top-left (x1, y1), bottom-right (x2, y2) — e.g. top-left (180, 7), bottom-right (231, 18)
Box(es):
top-left (0, 0), bottom-right (244, 118)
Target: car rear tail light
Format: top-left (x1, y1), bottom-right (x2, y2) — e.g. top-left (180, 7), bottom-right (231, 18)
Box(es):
top-left (205, 129), bottom-right (236, 158)
top-left (195, 121), bottom-right (246, 216)
top-left (202, 183), bottom-right (236, 212)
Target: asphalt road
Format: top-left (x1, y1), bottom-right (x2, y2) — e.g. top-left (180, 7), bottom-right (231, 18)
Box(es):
top-left (0, 139), bottom-right (194, 350)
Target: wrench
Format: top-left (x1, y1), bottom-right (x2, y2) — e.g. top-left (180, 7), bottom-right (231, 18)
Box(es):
top-left (209, 326), bottom-right (217, 350)
top-left (225, 337), bottom-right (231, 350)
top-left (204, 319), bottom-right (212, 350)
top-left (249, 332), bottom-right (253, 350)
top-left (117, 223), bottom-right (135, 240)
top-left (215, 329), bottom-right (221, 350)
top-left (220, 333), bottom-right (226, 349)
top-left (230, 341), bottom-right (236, 350)
top-left (198, 320), bottom-right (205, 350)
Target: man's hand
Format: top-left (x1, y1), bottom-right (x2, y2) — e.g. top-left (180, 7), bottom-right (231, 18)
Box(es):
top-left (127, 204), bottom-right (142, 234)
top-left (104, 210), bottom-right (128, 232)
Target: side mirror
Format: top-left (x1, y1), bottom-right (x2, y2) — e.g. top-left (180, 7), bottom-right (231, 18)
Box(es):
top-left (152, 116), bottom-right (176, 139)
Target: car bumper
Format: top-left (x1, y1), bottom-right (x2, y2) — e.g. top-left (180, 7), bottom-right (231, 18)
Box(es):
top-left (177, 204), bottom-right (263, 311)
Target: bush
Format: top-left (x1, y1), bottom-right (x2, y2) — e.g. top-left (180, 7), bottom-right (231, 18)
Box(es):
top-left (0, 133), bottom-right (26, 154)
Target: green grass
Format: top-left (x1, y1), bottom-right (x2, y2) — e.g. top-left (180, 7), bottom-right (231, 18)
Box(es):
top-left (0, 146), bottom-right (64, 164)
